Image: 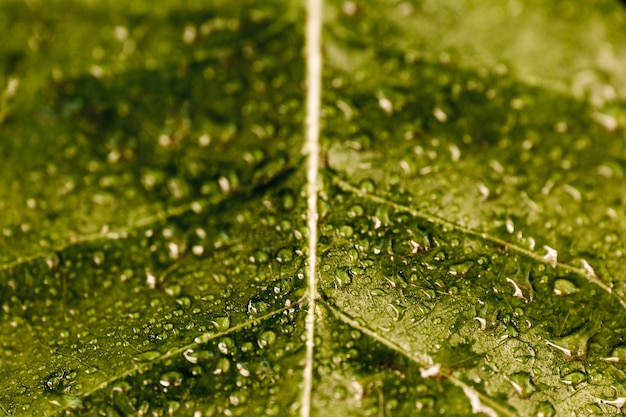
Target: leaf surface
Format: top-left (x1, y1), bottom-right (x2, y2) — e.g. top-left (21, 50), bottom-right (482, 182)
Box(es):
top-left (1, 0), bottom-right (626, 416)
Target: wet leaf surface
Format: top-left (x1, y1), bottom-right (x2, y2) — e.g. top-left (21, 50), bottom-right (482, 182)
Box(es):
top-left (1, 0), bottom-right (626, 416)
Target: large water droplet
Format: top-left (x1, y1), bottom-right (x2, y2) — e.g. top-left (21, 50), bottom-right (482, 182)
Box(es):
top-left (553, 279), bottom-right (579, 296)
top-left (133, 350), bottom-right (162, 362)
top-left (560, 370), bottom-right (586, 387)
top-left (546, 320), bottom-right (600, 358)
top-left (211, 316), bottom-right (230, 332)
top-left (257, 330), bottom-right (276, 348)
top-left (214, 357), bottom-right (231, 374)
top-left (604, 345), bottom-right (626, 363)
top-left (334, 267), bottom-right (353, 289)
top-left (535, 401), bottom-right (556, 417)
top-left (44, 369), bottom-right (77, 393)
top-left (183, 348), bottom-right (213, 364)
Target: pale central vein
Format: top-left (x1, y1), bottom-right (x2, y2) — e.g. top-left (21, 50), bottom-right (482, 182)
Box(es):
top-left (302, 0), bottom-right (322, 415)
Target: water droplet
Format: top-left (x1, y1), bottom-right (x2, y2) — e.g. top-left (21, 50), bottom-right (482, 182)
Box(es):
top-left (561, 370), bottom-right (586, 386)
top-left (159, 371), bottom-right (183, 387)
top-left (48, 395), bottom-right (82, 408)
top-left (415, 396), bottom-right (436, 411)
top-left (513, 346), bottom-right (535, 364)
top-left (165, 284), bottom-right (182, 297)
top-left (334, 267), bottom-right (353, 289)
top-left (257, 330), bottom-right (276, 348)
top-left (508, 372), bottom-right (536, 398)
top-left (183, 349), bottom-right (213, 364)
top-left (339, 225), bottom-right (354, 237)
top-left (44, 369), bottom-right (77, 393)
top-left (45, 253), bottom-right (60, 269)
top-left (358, 179), bottom-right (376, 194)
top-left (449, 260), bottom-right (473, 276)
top-left (433, 107), bottom-right (448, 122)
top-left (279, 190), bottom-right (296, 212)
top-left (347, 204), bottom-right (364, 218)
top-left (546, 320), bottom-right (600, 358)
top-left (214, 357), bottom-right (231, 374)
top-left (218, 337), bottom-right (234, 354)
top-left (275, 247), bottom-right (293, 263)
top-left (133, 350), bottom-right (161, 362)
top-left (333, 385), bottom-right (348, 400)
top-left (535, 401), bottom-right (556, 417)
top-left (585, 403), bottom-right (603, 414)
top-left (553, 279), bottom-right (579, 296)
top-left (211, 316), bottom-right (230, 332)
top-left (604, 345), bottom-right (626, 363)
top-left (388, 301), bottom-right (407, 321)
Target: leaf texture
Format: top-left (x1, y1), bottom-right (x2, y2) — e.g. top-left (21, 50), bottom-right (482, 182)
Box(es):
top-left (1, 0), bottom-right (626, 416)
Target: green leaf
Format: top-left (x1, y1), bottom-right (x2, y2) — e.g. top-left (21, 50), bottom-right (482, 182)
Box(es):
top-left (1, 0), bottom-right (626, 416)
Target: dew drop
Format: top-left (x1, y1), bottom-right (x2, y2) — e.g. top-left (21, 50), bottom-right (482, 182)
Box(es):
top-left (388, 301), bottom-right (407, 321)
top-left (433, 107), bottom-right (448, 122)
top-left (159, 371), bottom-right (183, 387)
top-left (275, 247), bottom-right (293, 263)
top-left (230, 390), bottom-right (249, 406)
top-left (257, 330), bottom-right (276, 349)
top-left (542, 245), bottom-right (558, 267)
top-left (45, 253), bottom-right (60, 269)
top-left (415, 396), bottom-right (436, 411)
top-left (359, 179), bottom-right (376, 193)
top-left (44, 369), bottom-right (77, 393)
top-left (334, 267), bottom-right (353, 289)
top-left (218, 337), bottom-right (234, 354)
top-left (561, 370), bottom-right (586, 386)
top-left (183, 348), bottom-right (213, 364)
top-left (604, 345), bottom-right (626, 363)
top-left (332, 385), bottom-right (348, 400)
top-left (279, 190), bottom-right (296, 212)
top-left (211, 316), bottom-right (230, 332)
top-left (214, 357), bottom-right (231, 374)
top-left (347, 204), bottom-right (364, 218)
top-left (546, 320), bottom-right (600, 358)
top-left (553, 279), bottom-right (579, 296)
top-left (133, 350), bottom-right (161, 362)
top-left (48, 395), bottom-right (82, 408)
top-left (535, 401), bottom-right (556, 417)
